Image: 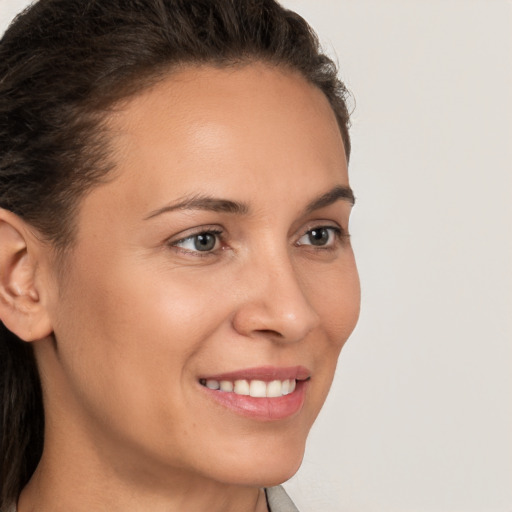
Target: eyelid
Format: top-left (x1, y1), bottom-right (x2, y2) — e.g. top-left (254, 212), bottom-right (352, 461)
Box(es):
top-left (167, 224), bottom-right (223, 243)
top-left (297, 219), bottom-right (345, 236)
top-left (297, 226), bottom-right (338, 244)
top-left (295, 222), bottom-right (349, 248)
top-left (164, 220), bottom-right (349, 257)
top-left (167, 226), bottom-right (225, 255)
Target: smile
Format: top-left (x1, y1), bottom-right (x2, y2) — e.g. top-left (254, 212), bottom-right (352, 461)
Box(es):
top-left (198, 366), bottom-right (310, 421)
top-left (199, 378), bottom-right (297, 397)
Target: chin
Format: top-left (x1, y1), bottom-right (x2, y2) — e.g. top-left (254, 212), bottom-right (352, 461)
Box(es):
top-left (200, 434), bottom-right (306, 488)
top-left (250, 458), bottom-right (303, 488)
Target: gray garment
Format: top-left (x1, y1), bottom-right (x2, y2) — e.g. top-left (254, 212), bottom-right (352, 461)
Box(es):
top-left (265, 486), bottom-right (299, 512)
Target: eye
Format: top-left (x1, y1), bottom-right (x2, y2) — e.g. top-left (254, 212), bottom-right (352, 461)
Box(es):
top-left (296, 226), bottom-right (341, 247)
top-left (172, 230), bottom-right (222, 253)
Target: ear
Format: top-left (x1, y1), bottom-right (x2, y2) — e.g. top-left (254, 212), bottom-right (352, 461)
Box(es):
top-left (0, 208), bottom-right (53, 342)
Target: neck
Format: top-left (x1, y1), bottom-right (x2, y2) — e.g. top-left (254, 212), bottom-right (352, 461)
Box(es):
top-left (18, 458), bottom-right (269, 512)
top-left (18, 403), bottom-right (269, 512)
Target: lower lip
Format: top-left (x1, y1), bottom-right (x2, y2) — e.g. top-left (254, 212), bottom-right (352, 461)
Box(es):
top-left (200, 380), bottom-right (308, 421)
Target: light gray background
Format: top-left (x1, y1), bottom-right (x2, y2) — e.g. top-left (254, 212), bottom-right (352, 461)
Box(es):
top-left (1, 1), bottom-right (511, 511)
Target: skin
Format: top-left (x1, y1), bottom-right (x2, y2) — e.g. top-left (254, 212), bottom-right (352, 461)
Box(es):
top-left (5, 63), bottom-right (360, 512)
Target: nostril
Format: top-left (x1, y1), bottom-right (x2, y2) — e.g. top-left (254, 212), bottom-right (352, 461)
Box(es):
top-left (255, 329), bottom-right (283, 338)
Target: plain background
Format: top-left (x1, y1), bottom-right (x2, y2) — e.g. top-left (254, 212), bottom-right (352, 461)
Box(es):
top-left (1, 1), bottom-right (511, 511)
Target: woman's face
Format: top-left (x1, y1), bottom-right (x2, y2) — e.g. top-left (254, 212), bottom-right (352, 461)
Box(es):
top-left (39, 63), bottom-right (360, 488)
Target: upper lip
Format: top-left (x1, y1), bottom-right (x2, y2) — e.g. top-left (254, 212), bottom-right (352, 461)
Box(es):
top-left (199, 365), bottom-right (311, 382)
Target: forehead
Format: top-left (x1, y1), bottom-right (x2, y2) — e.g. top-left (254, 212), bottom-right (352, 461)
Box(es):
top-left (110, 63), bottom-right (346, 178)
top-left (79, 63), bottom-right (349, 232)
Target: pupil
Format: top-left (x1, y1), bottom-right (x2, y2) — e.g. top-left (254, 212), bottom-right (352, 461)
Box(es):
top-left (194, 233), bottom-right (216, 251)
top-left (309, 228), bottom-right (329, 246)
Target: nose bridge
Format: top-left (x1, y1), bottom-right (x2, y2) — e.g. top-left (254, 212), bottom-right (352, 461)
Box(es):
top-left (232, 242), bottom-right (320, 343)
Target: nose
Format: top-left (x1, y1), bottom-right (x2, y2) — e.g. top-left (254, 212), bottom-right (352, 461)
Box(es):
top-left (231, 253), bottom-right (320, 343)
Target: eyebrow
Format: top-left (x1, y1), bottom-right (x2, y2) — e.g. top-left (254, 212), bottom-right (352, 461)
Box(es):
top-left (144, 194), bottom-right (249, 219)
top-left (144, 185), bottom-right (355, 220)
top-left (304, 185), bottom-right (355, 213)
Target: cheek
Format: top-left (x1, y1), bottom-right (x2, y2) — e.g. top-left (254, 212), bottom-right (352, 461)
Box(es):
top-left (48, 259), bottom-right (239, 459)
top-left (53, 254), bottom-right (245, 406)
top-left (303, 254), bottom-right (360, 343)
top-left (298, 254), bottom-right (360, 413)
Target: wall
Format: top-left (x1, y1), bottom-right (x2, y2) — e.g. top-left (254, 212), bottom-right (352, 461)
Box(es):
top-left (280, 2), bottom-right (512, 510)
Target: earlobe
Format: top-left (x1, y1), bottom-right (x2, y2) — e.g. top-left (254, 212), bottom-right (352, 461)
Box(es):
top-left (0, 208), bottom-right (53, 342)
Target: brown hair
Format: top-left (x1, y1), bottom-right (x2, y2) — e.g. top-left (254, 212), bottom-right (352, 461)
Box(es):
top-left (0, 0), bottom-right (352, 507)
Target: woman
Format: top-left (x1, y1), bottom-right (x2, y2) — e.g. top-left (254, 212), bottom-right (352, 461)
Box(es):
top-left (0, 1), bottom-right (360, 511)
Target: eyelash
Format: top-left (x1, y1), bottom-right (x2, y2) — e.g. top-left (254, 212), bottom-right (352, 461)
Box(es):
top-left (169, 225), bottom-right (348, 257)
top-left (295, 226), bottom-right (344, 248)
top-left (170, 229), bottom-right (224, 257)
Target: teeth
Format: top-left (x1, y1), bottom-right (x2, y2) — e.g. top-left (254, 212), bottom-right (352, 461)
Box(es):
top-left (233, 379), bottom-right (250, 395)
top-left (203, 378), bottom-right (298, 397)
top-left (266, 380), bottom-right (282, 398)
top-left (220, 380), bottom-right (233, 392)
top-left (206, 379), bottom-right (220, 390)
top-left (249, 380), bottom-right (267, 397)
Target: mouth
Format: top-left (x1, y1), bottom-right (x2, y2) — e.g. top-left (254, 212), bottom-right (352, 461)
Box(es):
top-left (199, 377), bottom-right (298, 397)
top-left (198, 366), bottom-right (310, 421)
